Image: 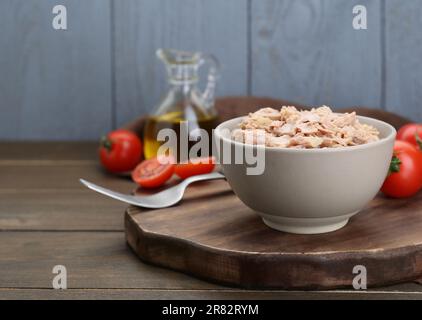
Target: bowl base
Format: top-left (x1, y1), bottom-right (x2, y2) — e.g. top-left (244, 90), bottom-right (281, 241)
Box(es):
top-left (261, 212), bottom-right (357, 234)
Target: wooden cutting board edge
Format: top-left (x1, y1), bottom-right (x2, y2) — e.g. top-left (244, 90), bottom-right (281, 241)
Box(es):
top-left (125, 207), bottom-right (422, 290)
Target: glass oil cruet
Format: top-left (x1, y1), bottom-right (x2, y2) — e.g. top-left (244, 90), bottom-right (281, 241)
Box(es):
top-left (143, 49), bottom-right (220, 161)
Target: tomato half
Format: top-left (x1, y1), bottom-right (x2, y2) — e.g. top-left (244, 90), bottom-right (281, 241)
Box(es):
top-left (132, 156), bottom-right (175, 188)
top-left (397, 123), bottom-right (422, 150)
top-left (99, 129), bottom-right (143, 173)
top-left (381, 141), bottom-right (422, 198)
top-left (175, 157), bottom-right (216, 179)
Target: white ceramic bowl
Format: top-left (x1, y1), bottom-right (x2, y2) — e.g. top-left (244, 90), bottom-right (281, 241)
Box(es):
top-left (214, 116), bottom-right (396, 234)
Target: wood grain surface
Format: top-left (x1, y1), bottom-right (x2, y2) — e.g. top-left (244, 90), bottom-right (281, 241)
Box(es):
top-left (125, 179), bottom-right (422, 289)
top-left (385, 0), bottom-right (422, 121)
top-left (2, 287), bottom-right (422, 300)
top-left (2, 0), bottom-right (422, 140)
top-left (0, 139), bottom-right (422, 299)
top-left (0, 98), bottom-right (421, 298)
top-left (0, 0), bottom-right (112, 140)
top-left (0, 142), bottom-right (98, 161)
top-left (251, 0), bottom-right (382, 109)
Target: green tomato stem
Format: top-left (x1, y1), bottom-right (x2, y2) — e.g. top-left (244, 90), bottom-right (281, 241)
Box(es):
top-left (100, 136), bottom-right (113, 152)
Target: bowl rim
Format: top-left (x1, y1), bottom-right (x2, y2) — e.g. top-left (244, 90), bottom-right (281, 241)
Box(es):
top-left (214, 115), bottom-right (397, 154)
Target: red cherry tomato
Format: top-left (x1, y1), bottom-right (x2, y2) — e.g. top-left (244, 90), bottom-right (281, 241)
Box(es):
top-left (132, 156), bottom-right (175, 188)
top-left (381, 141), bottom-right (422, 198)
top-left (175, 157), bottom-right (216, 179)
top-left (394, 140), bottom-right (422, 181)
top-left (397, 123), bottom-right (422, 150)
top-left (99, 130), bottom-right (143, 173)
top-left (394, 140), bottom-right (420, 154)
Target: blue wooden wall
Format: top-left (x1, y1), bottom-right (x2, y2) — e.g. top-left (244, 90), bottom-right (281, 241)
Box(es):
top-left (0, 0), bottom-right (420, 140)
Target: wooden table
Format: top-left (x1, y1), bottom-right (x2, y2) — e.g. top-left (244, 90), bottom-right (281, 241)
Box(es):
top-left (1, 142), bottom-right (422, 300)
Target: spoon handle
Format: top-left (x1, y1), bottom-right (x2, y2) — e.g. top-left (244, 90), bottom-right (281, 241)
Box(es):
top-left (182, 171), bottom-right (225, 186)
top-left (80, 171), bottom-right (226, 208)
top-left (79, 179), bottom-right (143, 207)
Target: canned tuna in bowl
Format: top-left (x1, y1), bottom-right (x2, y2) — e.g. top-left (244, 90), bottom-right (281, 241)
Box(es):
top-left (213, 107), bottom-right (396, 234)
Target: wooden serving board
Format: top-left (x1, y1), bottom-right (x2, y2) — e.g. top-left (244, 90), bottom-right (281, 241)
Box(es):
top-left (125, 179), bottom-right (422, 290)
top-left (123, 97), bottom-right (415, 289)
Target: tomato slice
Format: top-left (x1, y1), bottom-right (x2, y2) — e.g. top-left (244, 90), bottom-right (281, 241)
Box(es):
top-left (175, 157), bottom-right (216, 179)
top-left (131, 156), bottom-right (175, 188)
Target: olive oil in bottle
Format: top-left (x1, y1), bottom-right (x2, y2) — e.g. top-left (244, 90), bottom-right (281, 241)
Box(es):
top-left (143, 109), bottom-right (219, 161)
top-left (143, 49), bottom-right (220, 161)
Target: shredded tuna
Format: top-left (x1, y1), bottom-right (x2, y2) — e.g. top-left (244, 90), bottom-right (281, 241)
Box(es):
top-left (231, 105), bottom-right (380, 149)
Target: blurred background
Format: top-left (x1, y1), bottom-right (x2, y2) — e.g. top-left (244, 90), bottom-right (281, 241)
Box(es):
top-left (0, 0), bottom-right (420, 140)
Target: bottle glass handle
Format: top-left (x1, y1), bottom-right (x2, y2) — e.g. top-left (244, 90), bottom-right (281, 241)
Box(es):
top-left (199, 54), bottom-right (220, 107)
